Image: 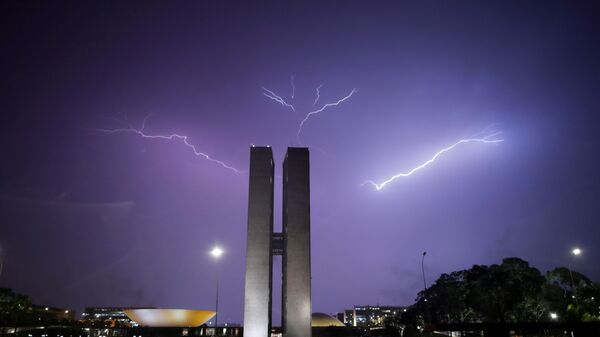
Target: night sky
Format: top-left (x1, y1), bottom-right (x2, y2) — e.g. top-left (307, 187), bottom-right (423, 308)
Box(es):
top-left (1, 1), bottom-right (600, 325)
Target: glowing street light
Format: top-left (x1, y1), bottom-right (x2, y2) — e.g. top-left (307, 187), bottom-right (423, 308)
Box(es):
top-left (550, 312), bottom-right (558, 320)
top-left (211, 246), bottom-right (224, 259)
top-left (572, 247), bottom-right (582, 256)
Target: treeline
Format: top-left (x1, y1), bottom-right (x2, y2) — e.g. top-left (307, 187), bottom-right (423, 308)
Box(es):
top-left (0, 288), bottom-right (75, 326)
top-left (395, 258), bottom-right (599, 327)
top-left (0, 288), bottom-right (33, 325)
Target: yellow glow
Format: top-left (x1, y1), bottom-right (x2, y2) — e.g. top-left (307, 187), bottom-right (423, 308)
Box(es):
top-left (311, 313), bottom-right (345, 327)
top-left (124, 309), bottom-right (216, 328)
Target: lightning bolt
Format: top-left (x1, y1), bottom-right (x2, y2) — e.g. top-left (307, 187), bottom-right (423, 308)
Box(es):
top-left (290, 75), bottom-right (295, 99)
top-left (297, 88), bottom-right (358, 138)
top-left (262, 87), bottom-right (295, 111)
top-left (313, 84), bottom-right (323, 106)
top-left (362, 131), bottom-right (504, 190)
top-left (96, 115), bottom-right (242, 174)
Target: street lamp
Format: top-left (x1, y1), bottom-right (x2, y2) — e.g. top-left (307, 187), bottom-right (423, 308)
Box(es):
top-left (421, 251), bottom-right (430, 326)
top-left (210, 246), bottom-right (224, 334)
top-left (550, 312), bottom-right (558, 320)
top-left (568, 247), bottom-right (582, 305)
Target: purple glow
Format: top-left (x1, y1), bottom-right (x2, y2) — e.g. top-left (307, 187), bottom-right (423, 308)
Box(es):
top-left (1, 1), bottom-right (599, 327)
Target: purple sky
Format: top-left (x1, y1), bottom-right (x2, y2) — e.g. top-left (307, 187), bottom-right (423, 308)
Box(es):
top-left (1, 1), bottom-right (600, 325)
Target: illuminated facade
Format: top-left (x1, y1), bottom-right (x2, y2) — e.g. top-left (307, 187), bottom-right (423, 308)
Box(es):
top-left (281, 148), bottom-right (312, 337)
top-left (341, 305), bottom-right (406, 327)
top-left (243, 147), bottom-right (275, 337)
top-left (244, 147), bottom-right (312, 337)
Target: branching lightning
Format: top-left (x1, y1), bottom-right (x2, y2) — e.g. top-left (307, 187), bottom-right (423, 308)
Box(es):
top-left (96, 115), bottom-right (242, 173)
top-left (261, 78), bottom-right (357, 143)
top-left (262, 87), bottom-right (295, 111)
top-left (362, 131), bottom-right (504, 190)
top-left (313, 84), bottom-right (323, 106)
top-left (297, 88), bottom-right (358, 138)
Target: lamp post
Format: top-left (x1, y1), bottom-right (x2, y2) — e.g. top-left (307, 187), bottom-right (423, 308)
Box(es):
top-left (421, 251), bottom-right (428, 292)
top-left (421, 251), bottom-right (429, 327)
top-left (568, 247), bottom-right (582, 305)
top-left (0, 247), bottom-right (4, 285)
top-left (210, 246), bottom-right (224, 334)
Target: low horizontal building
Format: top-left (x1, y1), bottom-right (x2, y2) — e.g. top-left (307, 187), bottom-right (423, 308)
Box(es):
top-left (30, 304), bottom-right (75, 322)
top-left (340, 305), bottom-right (407, 327)
top-left (82, 306), bottom-right (155, 327)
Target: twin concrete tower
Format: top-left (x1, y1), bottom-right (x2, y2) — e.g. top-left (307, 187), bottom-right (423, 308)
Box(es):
top-left (243, 147), bottom-right (312, 337)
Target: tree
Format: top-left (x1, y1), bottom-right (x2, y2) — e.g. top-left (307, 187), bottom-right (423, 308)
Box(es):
top-left (577, 282), bottom-right (600, 321)
top-left (408, 258), bottom-right (557, 324)
top-left (414, 271), bottom-right (475, 324)
top-left (462, 258), bottom-right (545, 322)
top-left (546, 267), bottom-right (591, 295)
top-left (0, 288), bottom-right (33, 326)
top-left (544, 267), bottom-right (600, 321)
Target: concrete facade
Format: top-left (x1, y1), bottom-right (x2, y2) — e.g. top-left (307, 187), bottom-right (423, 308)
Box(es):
top-left (243, 147), bottom-right (274, 337)
top-left (243, 147), bottom-right (312, 337)
top-left (282, 148), bottom-right (312, 337)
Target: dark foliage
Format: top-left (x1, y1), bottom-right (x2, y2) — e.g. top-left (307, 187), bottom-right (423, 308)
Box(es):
top-left (401, 258), bottom-right (600, 327)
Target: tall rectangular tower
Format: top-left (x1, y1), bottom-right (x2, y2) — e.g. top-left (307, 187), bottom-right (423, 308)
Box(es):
top-left (243, 147), bottom-right (274, 337)
top-left (282, 148), bottom-right (312, 337)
